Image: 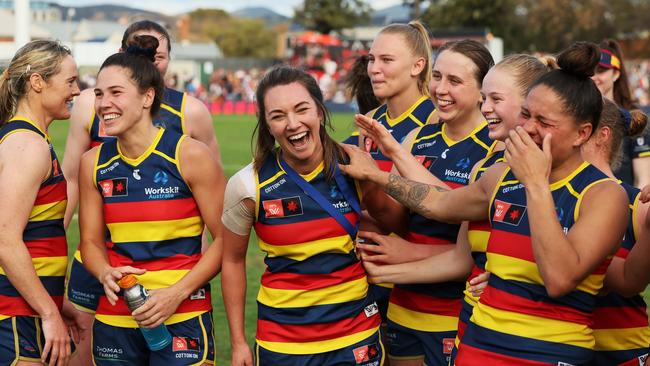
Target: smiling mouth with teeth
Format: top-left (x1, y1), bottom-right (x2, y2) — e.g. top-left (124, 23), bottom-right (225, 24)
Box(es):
top-left (487, 118), bottom-right (502, 125)
top-left (437, 98), bottom-right (454, 106)
top-left (103, 113), bottom-right (120, 121)
top-left (288, 131), bottom-right (309, 145)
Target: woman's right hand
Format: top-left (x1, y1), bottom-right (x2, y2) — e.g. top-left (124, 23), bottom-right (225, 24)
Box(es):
top-left (99, 266), bottom-right (146, 305)
top-left (339, 143), bottom-right (382, 182)
top-left (40, 310), bottom-right (71, 366)
top-left (231, 341), bottom-right (254, 366)
top-left (355, 114), bottom-right (404, 159)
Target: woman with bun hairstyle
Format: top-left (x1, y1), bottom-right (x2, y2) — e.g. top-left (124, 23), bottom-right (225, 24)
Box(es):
top-left (78, 35), bottom-right (225, 365)
top-left (63, 20), bottom-right (223, 365)
top-left (354, 53), bottom-right (556, 365)
top-left (582, 100), bottom-right (650, 365)
top-left (591, 39), bottom-right (650, 188)
top-left (0, 39), bottom-right (80, 366)
top-left (340, 41), bottom-right (629, 365)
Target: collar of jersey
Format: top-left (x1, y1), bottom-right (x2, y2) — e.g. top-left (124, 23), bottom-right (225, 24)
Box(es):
top-left (9, 116), bottom-right (50, 140)
top-left (116, 127), bottom-right (164, 166)
top-left (277, 154), bottom-right (325, 183)
top-left (384, 95), bottom-right (428, 127)
top-left (441, 120), bottom-right (487, 147)
top-left (549, 161), bottom-right (590, 191)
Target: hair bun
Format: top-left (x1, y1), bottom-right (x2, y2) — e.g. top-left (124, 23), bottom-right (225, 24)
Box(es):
top-left (627, 109), bottom-right (649, 137)
top-left (124, 34), bottom-right (159, 63)
top-left (556, 41), bottom-right (600, 78)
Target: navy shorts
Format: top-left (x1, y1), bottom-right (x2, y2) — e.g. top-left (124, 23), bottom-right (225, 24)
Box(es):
top-left (386, 320), bottom-right (455, 366)
top-left (67, 255), bottom-right (103, 312)
top-left (92, 312), bottom-right (215, 365)
top-left (0, 315), bottom-right (76, 364)
top-left (256, 330), bottom-right (384, 366)
top-left (591, 350), bottom-right (649, 366)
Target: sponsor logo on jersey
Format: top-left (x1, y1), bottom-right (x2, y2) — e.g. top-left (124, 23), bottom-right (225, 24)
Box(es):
top-left (352, 343), bottom-right (380, 364)
top-left (415, 155), bottom-right (438, 170)
top-left (638, 353), bottom-right (648, 366)
top-left (154, 170), bottom-right (169, 185)
top-left (364, 136), bottom-right (379, 155)
top-left (99, 161), bottom-right (120, 175)
top-left (493, 199), bottom-right (526, 226)
top-left (52, 158), bottom-right (61, 176)
top-left (190, 288), bottom-right (206, 300)
top-left (557, 363), bottom-right (576, 366)
top-left (264, 177), bottom-right (286, 194)
top-left (442, 338), bottom-right (454, 355)
top-left (100, 178), bottom-right (128, 197)
top-left (364, 302), bottom-right (379, 318)
top-left (456, 157), bottom-right (471, 170)
top-left (172, 337), bottom-right (199, 352)
top-left (133, 169), bottom-right (141, 180)
top-left (262, 196), bottom-right (303, 218)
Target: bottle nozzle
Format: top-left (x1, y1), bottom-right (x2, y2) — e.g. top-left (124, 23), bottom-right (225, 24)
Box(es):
top-left (118, 274), bottom-right (138, 289)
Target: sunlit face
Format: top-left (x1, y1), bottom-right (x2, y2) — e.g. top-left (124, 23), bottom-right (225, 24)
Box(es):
top-left (520, 85), bottom-right (591, 165)
top-left (367, 32), bottom-right (424, 100)
top-left (41, 55), bottom-right (80, 121)
top-left (591, 66), bottom-right (619, 99)
top-left (131, 30), bottom-right (170, 77)
top-left (94, 65), bottom-right (154, 137)
top-left (264, 82), bottom-right (323, 172)
top-left (481, 67), bottom-right (525, 141)
top-left (432, 50), bottom-right (482, 124)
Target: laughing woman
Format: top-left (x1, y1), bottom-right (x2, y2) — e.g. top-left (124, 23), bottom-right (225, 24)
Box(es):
top-left (221, 66), bottom-right (383, 366)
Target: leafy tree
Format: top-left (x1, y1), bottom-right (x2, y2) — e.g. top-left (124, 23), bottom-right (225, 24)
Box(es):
top-left (294, 0), bottom-right (371, 34)
top-left (207, 18), bottom-right (278, 58)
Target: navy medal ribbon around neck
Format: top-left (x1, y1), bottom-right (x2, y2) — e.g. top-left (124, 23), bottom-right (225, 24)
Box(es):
top-left (279, 158), bottom-right (361, 239)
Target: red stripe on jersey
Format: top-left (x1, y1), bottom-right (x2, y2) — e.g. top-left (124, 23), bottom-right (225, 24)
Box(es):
top-left (96, 293), bottom-right (211, 316)
top-left (488, 229), bottom-right (534, 262)
top-left (256, 308), bottom-right (380, 343)
top-left (26, 236), bottom-right (67, 258)
top-left (107, 250), bottom-right (201, 271)
top-left (260, 262), bottom-right (366, 290)
top-left (480, 285), bottom-right (591, 325)
top-left (592, 306), bottom-right (649, 329)
top-left (615, 247), bottom-right (630, 259)
top-left (592, 257), bottom-right (611, 275)
top-left (376, 159), bottom-right (394, 172)
top-left (468, 219), bottom-right (490, 232)
top-left (34, 181), bottom-right (66, 205)
top-left (90, 140), bottom-right (101, 148)
top-left (390, 287), bottom-right (462, 316)
top-left (457, 317), bottom-right (468, 342)
top-left (254, 212), bottom-right (358, 245)
top-left (0, 294), bottom-right (63, 316)
top-left (455, 343), bottom-right (551, 366)
top-left (404, 231), bottom-right (455, 245)
top-left (103, 198), bottom-right (200, 223)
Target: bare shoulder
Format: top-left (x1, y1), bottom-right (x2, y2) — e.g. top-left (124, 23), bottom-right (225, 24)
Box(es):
top-left (183, 94), bottom-right (211, 120)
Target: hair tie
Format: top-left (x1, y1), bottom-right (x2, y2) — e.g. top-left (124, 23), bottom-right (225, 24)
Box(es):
top-left (620, 108), bottom-right (632, 132)
top-left (125, 45), bottom-right (155, 60)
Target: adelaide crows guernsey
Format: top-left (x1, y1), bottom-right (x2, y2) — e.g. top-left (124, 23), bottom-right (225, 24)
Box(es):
top-left (93, 128), bottom-right (210, 327)
top-left (89, 87), bottom-right (186, 147)
top-left (456, 162), bottom-right (613, 365)
top-left (0, 118), bottom-right (68, 319)
top-left (592, 182), bottom-right (650, 365)
top-left (342, 96), bottom-right (434, 172)
top-left (387, 121), bottom-right (495, 333)
top-left (253, 154), bottom-right (380, 354)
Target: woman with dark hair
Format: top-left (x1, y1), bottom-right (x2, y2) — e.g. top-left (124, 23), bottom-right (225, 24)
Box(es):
top-left (63, 20), bottom-right (223, 365)
top-left (345, 54), bottom-right (380, 116)
top-left (0, 39), bottom-right (80, 366)
top-left (340, 42), bottom-right (629, 365)
top-left (221, 66), bottom-right (383, 366)
top-left (592, 39), bottom-right (650, 188)
top-left (78, 36), bottom-right (225, 365)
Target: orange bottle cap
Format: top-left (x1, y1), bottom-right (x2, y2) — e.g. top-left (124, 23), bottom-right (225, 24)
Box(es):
top-left (118, 274), bottom-right (137, 289)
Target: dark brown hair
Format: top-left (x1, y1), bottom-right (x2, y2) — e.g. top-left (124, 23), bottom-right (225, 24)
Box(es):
top-left (599, 39), bottom-right (637, 110)
top-left (437, 39), bottom-right (494, 87)
top-left (598, 98), bottom-right (648, 170)
top-left (345, 55), bottom-right (380, 115)
top-left (121, 20), bottom-right (171, 52)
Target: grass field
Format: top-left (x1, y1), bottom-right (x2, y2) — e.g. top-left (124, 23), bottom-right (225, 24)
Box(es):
top-left (47, 113), bottom-right (357, 365)
top-left (46, 113), bottom-right (650, 364)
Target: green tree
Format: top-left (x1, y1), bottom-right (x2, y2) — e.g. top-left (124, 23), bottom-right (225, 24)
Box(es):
top-left (207, 18), bottom-right (278, 58)
top-left (294, 0), bottom-right (371, 34)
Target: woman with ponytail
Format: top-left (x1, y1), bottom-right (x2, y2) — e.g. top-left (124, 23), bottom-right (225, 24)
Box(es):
top-left (582, 100), bottom-right (650, 365)
top-left (592, 39), bottom-right (650, 188)
top-left (78, 35), bottom-right (225, 365)
top-left (340, 41), bottom-right (630, 365)
top-left (0, 39), bottom-right (79, 366)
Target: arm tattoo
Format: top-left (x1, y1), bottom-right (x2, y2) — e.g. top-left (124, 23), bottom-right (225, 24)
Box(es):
top-left (385, 174), bottom-right (449, 217)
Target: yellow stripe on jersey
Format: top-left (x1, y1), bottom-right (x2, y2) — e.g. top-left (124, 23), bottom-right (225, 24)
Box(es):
top-left (594, 327), bottom-right (650, 351)
top-left (107, 216), bottom-right (203, 243)
top-left (257, 327), bottom-right (378, 355)
top-left (257, 277), bottom-right (368, 308)
top-left (384, 95), bottom-right (428, 127)
top-left (96, 310), bottom-right (206, 328)
top-left (467, 229), bottom-right (489, 253)
top-left (638, 151), bottom-right (650, 158)
top-left (0, 256), bottom-right (67, 277)
top-left (487, 253), bottom-right (604, 295)
top-left (387, 303), bottom-right (458, 332)
top-left (463, 292), bottom-right (479, 308)
top-left (574, 178), bottom-right (612, 221)
top-left (0, 128), bottom-right (39, 144)
top-left (74, 249), bottom-right (82, 262)
top-left (440, 121), bottom-right (488, 147)
top-left (30, 200), bottom-right (66, 221)
top-left (161, 103), bottom-right (182, 118)
top-left (258, 234), bottom-right (353, 261)
top-left (135, 269), bottom-right (192, 289)
top-left (471, 302), bottom-right (594, 348)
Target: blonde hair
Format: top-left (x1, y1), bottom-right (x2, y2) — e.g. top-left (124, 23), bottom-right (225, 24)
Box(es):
top-left (493, 54), bottom-right (557, 99)
top-left (379, 20), bottom-right (432, 97)
top-left (0, 40), bottom-right (71, 126)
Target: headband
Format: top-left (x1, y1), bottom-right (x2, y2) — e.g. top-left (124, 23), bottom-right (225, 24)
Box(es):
top-left (599, 48), bottom-right (621, 70)
top-left (619, 108), bottom-right (632, 133)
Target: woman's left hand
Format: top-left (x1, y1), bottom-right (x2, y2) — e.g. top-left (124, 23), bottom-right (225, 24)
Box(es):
top-left (467, 271), bottom-right (490, 297)
top-left (131, 287), bottom-right (185, 328)
top-left (505, 126), bottom-right (552, 187)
